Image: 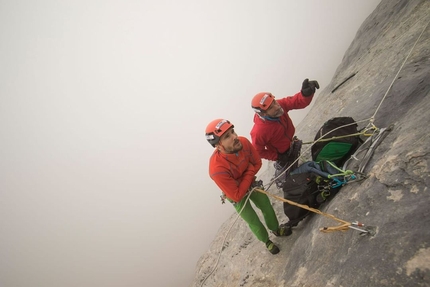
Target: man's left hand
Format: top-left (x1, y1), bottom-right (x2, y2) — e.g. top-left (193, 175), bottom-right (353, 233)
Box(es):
top-left (301, 78), bottom-right (320, 97)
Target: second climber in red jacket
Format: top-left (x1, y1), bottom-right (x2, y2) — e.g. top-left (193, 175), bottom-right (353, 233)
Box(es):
top-left (250, 79), bottom-right (319, 173)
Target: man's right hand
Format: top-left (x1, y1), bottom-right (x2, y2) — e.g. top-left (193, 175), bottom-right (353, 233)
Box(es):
top-left (249, 177), bottom-right (264, 191)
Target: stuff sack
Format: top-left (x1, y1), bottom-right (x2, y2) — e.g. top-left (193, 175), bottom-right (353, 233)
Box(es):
top-left (311, 117), bottom-right (361, 166)
top-left (282, 172), bottom-right (320, 227)
top-left (282, 161), bottom-right (344, 226)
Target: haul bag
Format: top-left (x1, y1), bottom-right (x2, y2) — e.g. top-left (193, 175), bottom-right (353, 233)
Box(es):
top-left (311, 117), bottom-right (360, 166)
top-left (282, 172), bottom-right (320, 226)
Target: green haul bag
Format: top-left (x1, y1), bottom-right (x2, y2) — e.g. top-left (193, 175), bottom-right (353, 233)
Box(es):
top-left (311, 117), bottom-right (361, 166)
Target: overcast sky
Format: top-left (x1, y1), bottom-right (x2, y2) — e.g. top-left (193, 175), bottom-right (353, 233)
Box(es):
top-left (0, 1), bottom-right (380, 286)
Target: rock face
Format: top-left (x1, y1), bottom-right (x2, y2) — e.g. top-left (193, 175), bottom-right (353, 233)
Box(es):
top-left (192, 1), bottom-right (430, 286)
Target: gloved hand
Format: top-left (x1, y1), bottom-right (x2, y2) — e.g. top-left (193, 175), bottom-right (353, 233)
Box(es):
top-left (249, 177), bottom-right (264, 191)
top-left (301, 78), bottom-right (320, 97)
top-left (277, 152), bottom-right (290, 167)
top-left (277, 147), bottom-right (295, 166)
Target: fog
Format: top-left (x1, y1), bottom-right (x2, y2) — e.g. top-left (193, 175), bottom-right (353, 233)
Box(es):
top-left (0, 1), bottom-right (380, 286)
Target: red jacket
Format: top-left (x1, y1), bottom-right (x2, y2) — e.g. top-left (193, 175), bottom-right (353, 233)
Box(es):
top-left (250, 91), bottom-right (313, 161)
top-left (209, 136), bottom-right (262, 202)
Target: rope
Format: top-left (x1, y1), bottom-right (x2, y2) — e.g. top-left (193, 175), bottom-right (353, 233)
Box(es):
top-left (199, 189), bottom-right (255, 286)
top-left (325, 161), bottom-right (355, 178)
top-left (369, 18), bottom-right (430, 125)
top-left (302, 126), bottom-right (377, 145)
top-left (255, 188), bottom-right (351, 233)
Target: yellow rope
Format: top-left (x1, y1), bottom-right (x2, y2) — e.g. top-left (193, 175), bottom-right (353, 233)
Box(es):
top-left (302, 125), bottom-right (378, 145)
top-left (255, 188), bottom-right (352, 233)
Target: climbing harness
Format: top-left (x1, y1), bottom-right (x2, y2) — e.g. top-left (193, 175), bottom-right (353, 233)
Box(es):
top-left (220, 194), bottom-right (226, 204)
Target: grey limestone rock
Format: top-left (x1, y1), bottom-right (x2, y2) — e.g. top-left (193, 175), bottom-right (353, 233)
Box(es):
top-left (193, 0), bottom-right (430, 286)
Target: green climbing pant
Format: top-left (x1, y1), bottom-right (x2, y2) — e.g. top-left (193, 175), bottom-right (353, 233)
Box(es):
top-left (233, 191), bottom-right (279, 243)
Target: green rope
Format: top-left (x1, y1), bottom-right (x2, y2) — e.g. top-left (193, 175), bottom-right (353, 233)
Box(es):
top-left (323, 160), bottom-right (355, 178)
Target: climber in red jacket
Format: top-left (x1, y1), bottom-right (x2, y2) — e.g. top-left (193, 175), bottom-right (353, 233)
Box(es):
top-left (206, 119), bottom-right (291, 254)
top-left (250, 79), bottom-right (319, 173)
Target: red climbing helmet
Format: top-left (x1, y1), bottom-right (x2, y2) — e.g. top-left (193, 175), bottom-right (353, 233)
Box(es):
top-left (251, 92), bottom-right (275, 112)
top-left (205, 119), bottom-right (234, 147)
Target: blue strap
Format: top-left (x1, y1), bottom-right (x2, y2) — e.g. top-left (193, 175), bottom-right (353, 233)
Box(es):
top-left (261, 116), bottom-right (280, 122)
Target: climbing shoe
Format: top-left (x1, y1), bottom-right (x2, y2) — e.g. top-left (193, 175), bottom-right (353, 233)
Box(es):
top-left (273, 224), bottom-right (292, 237)
top-left (265, 240), bottom-right (280, 255)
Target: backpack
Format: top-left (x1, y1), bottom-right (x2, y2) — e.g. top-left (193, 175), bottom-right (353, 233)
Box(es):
top-left (282, 161), bottom-right (344, 227)
top-left (282, 172), bottom-right (320, 227)
top-left (311, 117), bottom-right (361, 166)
